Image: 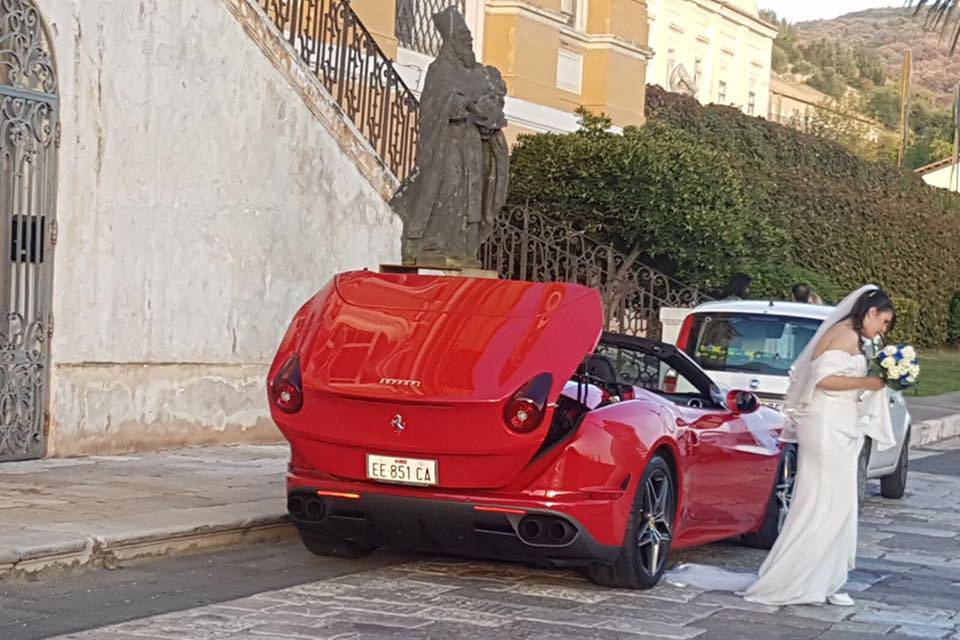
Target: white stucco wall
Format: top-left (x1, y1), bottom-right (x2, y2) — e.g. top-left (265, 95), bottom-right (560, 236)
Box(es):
top-left (646, 0), bottom-right (775, 117)
top-left (37, 0), bottom-right (402, 454)
top-left (921, 165), bottom-right (960, 192)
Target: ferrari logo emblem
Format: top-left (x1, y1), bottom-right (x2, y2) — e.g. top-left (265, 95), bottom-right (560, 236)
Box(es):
top-left (391, 414), bottom-right (406, 435)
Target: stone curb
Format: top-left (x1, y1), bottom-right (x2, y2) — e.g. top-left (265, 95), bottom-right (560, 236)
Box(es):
top-left (0, 514), bottom-right (295, 581)
top-left (911, 412), bottom-right (960, 448)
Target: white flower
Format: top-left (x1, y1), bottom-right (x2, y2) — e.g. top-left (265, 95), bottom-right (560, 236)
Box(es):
top-left (906, 375), bottom-right (916, 384)
top-left (883, 345), bottom-right (898, 356)
top-left (898, 362), bottom-right (912, 376)
top-left (910, 365), bottom-right (920, 378)
top-left (902, 346), bottom-right (916, 360)
top-left (881, 357), bottom-right (898, 370)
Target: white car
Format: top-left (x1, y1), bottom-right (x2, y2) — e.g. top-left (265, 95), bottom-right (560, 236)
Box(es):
top-left (661, 300), bottom-right (911, 507)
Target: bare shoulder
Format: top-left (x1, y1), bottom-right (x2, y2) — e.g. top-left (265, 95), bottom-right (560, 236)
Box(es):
top-left (814, 323), bottom-right (859, 358)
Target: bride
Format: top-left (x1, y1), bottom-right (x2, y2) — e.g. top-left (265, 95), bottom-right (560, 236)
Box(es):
top-left (667, 285), bottom-right (897, 607)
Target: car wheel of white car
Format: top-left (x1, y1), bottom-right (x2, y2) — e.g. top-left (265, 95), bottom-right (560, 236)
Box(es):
top-left (857, 438), bottom-right (871, 511)
top-left (880, 427), bottom-right (910, 499)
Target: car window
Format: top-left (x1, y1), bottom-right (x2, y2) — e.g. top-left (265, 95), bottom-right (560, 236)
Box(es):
top-left (596, 343), bottom-right (705, 397)
top-left (686, 313), bottom-right (822, 377)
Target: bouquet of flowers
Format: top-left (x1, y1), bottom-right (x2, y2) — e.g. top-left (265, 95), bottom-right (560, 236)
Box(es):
top-left (874, 343), bottom-right (920, 390)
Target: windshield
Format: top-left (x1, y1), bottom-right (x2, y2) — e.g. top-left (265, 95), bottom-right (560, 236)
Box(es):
top-left (684, 313), bottom-right (822, 377)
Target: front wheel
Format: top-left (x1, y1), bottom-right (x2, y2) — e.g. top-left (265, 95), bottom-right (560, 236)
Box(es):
top-left (880, 428), bottom-right (910, 499)
top-left (743, 443), bottom-right (797, 549)
top-left (858, 438), bottom-right (871, 510)
top-left (587, 455), bottom-right (676, 589)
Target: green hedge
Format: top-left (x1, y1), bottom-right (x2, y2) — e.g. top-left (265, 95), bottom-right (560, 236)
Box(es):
top-left (948, 292), bottom-right (960, 347)
top-left (508, 113), bottom-right (787, 290)
top-left (889, 297), bottom-right (922, 347)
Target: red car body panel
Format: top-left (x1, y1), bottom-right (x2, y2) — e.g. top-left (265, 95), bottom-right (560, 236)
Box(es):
top-left (270, 271), bottom-right (783, 562)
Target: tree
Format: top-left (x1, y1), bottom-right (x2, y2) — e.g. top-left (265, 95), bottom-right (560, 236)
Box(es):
top-left (907, 1), bottom-right (960, 54)
top-left (807, 67), bottom-right (848, 100)
top-left (866, 85), bottom-right (901, 129)
top-left (508, 111), bottom-right (788, 289)
top-left (807, 95), bottom-right (892, 162)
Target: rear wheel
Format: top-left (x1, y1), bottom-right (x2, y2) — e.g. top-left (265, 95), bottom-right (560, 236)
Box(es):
top-left (297, 528), bottom-right (374, 559)
top-left (880, 428), bottom-right (910, 499)
top-left (587, 455), bottom-right (675, 589)
top-left (743, 443), bottom-right (797, 549)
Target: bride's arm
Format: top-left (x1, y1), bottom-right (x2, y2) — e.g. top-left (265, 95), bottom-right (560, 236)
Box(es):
top-left (818, 375), bottom-right (885, 391)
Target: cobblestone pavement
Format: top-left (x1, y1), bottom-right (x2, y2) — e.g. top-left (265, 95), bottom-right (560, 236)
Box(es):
top-left (32, 439), bottom-right (960, 639)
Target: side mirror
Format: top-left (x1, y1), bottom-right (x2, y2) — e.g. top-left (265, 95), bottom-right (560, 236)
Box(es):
top-left (726, 390), bottom-right (760, 415)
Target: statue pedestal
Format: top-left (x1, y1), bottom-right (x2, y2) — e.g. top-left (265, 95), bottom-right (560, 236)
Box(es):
top-left (379, 264), bottom-right (499, 279)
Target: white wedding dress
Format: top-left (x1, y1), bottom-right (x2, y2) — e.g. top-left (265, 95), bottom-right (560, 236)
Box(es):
top-left (666, 286), bottom-right (896, 606)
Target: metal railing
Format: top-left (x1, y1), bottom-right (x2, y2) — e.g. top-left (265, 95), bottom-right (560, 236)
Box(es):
top-left (258, 0), bottom-right (420, 180)
top-left (481, 206), bottom-right (712, 338)
top-left (395, 0), bottom-right (466, 57)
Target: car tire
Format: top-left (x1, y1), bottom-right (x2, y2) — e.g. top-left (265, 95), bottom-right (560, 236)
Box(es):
top-left (587, 454), bottom-right (675, 589)
top-left (880, 427), bottom-right (910, 499)
top-left (742, 443), bottom-right (797, 550)
top-left (297, 528), bottom-right (374, 559)
top-left (858, 438), bottom-right (871, 510)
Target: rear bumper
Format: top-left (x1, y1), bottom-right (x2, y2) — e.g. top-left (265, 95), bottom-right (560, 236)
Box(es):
top-left (286, 485), bottom-right (621, 567)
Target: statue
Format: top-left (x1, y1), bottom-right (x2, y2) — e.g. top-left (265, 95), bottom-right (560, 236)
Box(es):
top-left (390, 7), bottom-right (510, 267)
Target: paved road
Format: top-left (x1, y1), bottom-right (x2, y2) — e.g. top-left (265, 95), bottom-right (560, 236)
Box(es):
top-left (907, 392), bottom-right (960, 424)
top-left (3, 440), bottom-right (959, 640)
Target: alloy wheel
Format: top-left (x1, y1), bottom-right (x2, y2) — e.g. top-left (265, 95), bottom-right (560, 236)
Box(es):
top-left (637, 469), bottom-right (674, 576)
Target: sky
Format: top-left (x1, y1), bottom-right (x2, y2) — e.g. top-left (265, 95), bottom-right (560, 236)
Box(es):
top-left (757, 1), bottom-right (902, 23)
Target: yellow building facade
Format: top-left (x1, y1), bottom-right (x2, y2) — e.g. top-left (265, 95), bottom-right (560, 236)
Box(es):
top-left (645, 0), bottom-right (775, 117)
top-left (381, 1), bottom-right (652, 144)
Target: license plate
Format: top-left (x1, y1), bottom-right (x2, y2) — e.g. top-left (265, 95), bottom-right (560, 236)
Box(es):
top-left (367, 454), bottom-right (438, 486)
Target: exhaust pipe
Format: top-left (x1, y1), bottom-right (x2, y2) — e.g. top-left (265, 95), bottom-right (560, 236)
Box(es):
top-left (517, 515), bottom-right (576, 546)
top-left (304, 497), bottom-right (326, 521)
top-left (288, 494), bottom-right (326, 521)
top-left (519, 517), bottom-right (543, 542)
top-left (287, 495), bottom-right (305, 518)
top-left (547, 520), bottom-right (570, 542)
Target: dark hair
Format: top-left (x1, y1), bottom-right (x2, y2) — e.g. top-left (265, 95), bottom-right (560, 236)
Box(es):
top-left (846, 288), bottom-right (896, 336)
top-left (726, 272), bottom-right (752, 298)
top-left (791, 283), bottom-right (811, 303)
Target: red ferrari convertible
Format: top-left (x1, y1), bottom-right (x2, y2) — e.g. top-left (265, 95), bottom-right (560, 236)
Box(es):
top-left (268, 271), bottom-right (794, 588)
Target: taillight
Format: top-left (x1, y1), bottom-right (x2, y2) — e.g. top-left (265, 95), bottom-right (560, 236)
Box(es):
top-left (503, 373), bottom-right (553, 433)
top-left (676, 313), bottom-right (696, 351)
top-left (271, 354), bottom-right (303, 413)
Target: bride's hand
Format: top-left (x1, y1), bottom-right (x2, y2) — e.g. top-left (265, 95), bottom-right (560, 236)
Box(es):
top-left (863, 376), bottom-right (886, 392)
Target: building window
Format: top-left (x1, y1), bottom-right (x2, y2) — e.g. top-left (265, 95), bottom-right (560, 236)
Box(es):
top-left (556, 48), bottom-right (583, 94)
top-left (561, 0), bottom-right (587, 30)
top-left (694, 57), bottom-right (702, 83)
top-left (718, 80), bottom-right (727, 103)
top-left (667, 48), bottom-right (676, 73)
top-left (748, 91), bottom-right (756, 115)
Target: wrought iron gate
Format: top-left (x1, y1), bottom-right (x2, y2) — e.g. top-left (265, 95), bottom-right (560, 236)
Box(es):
top-left (0, 0), bottom-right (59, 461)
